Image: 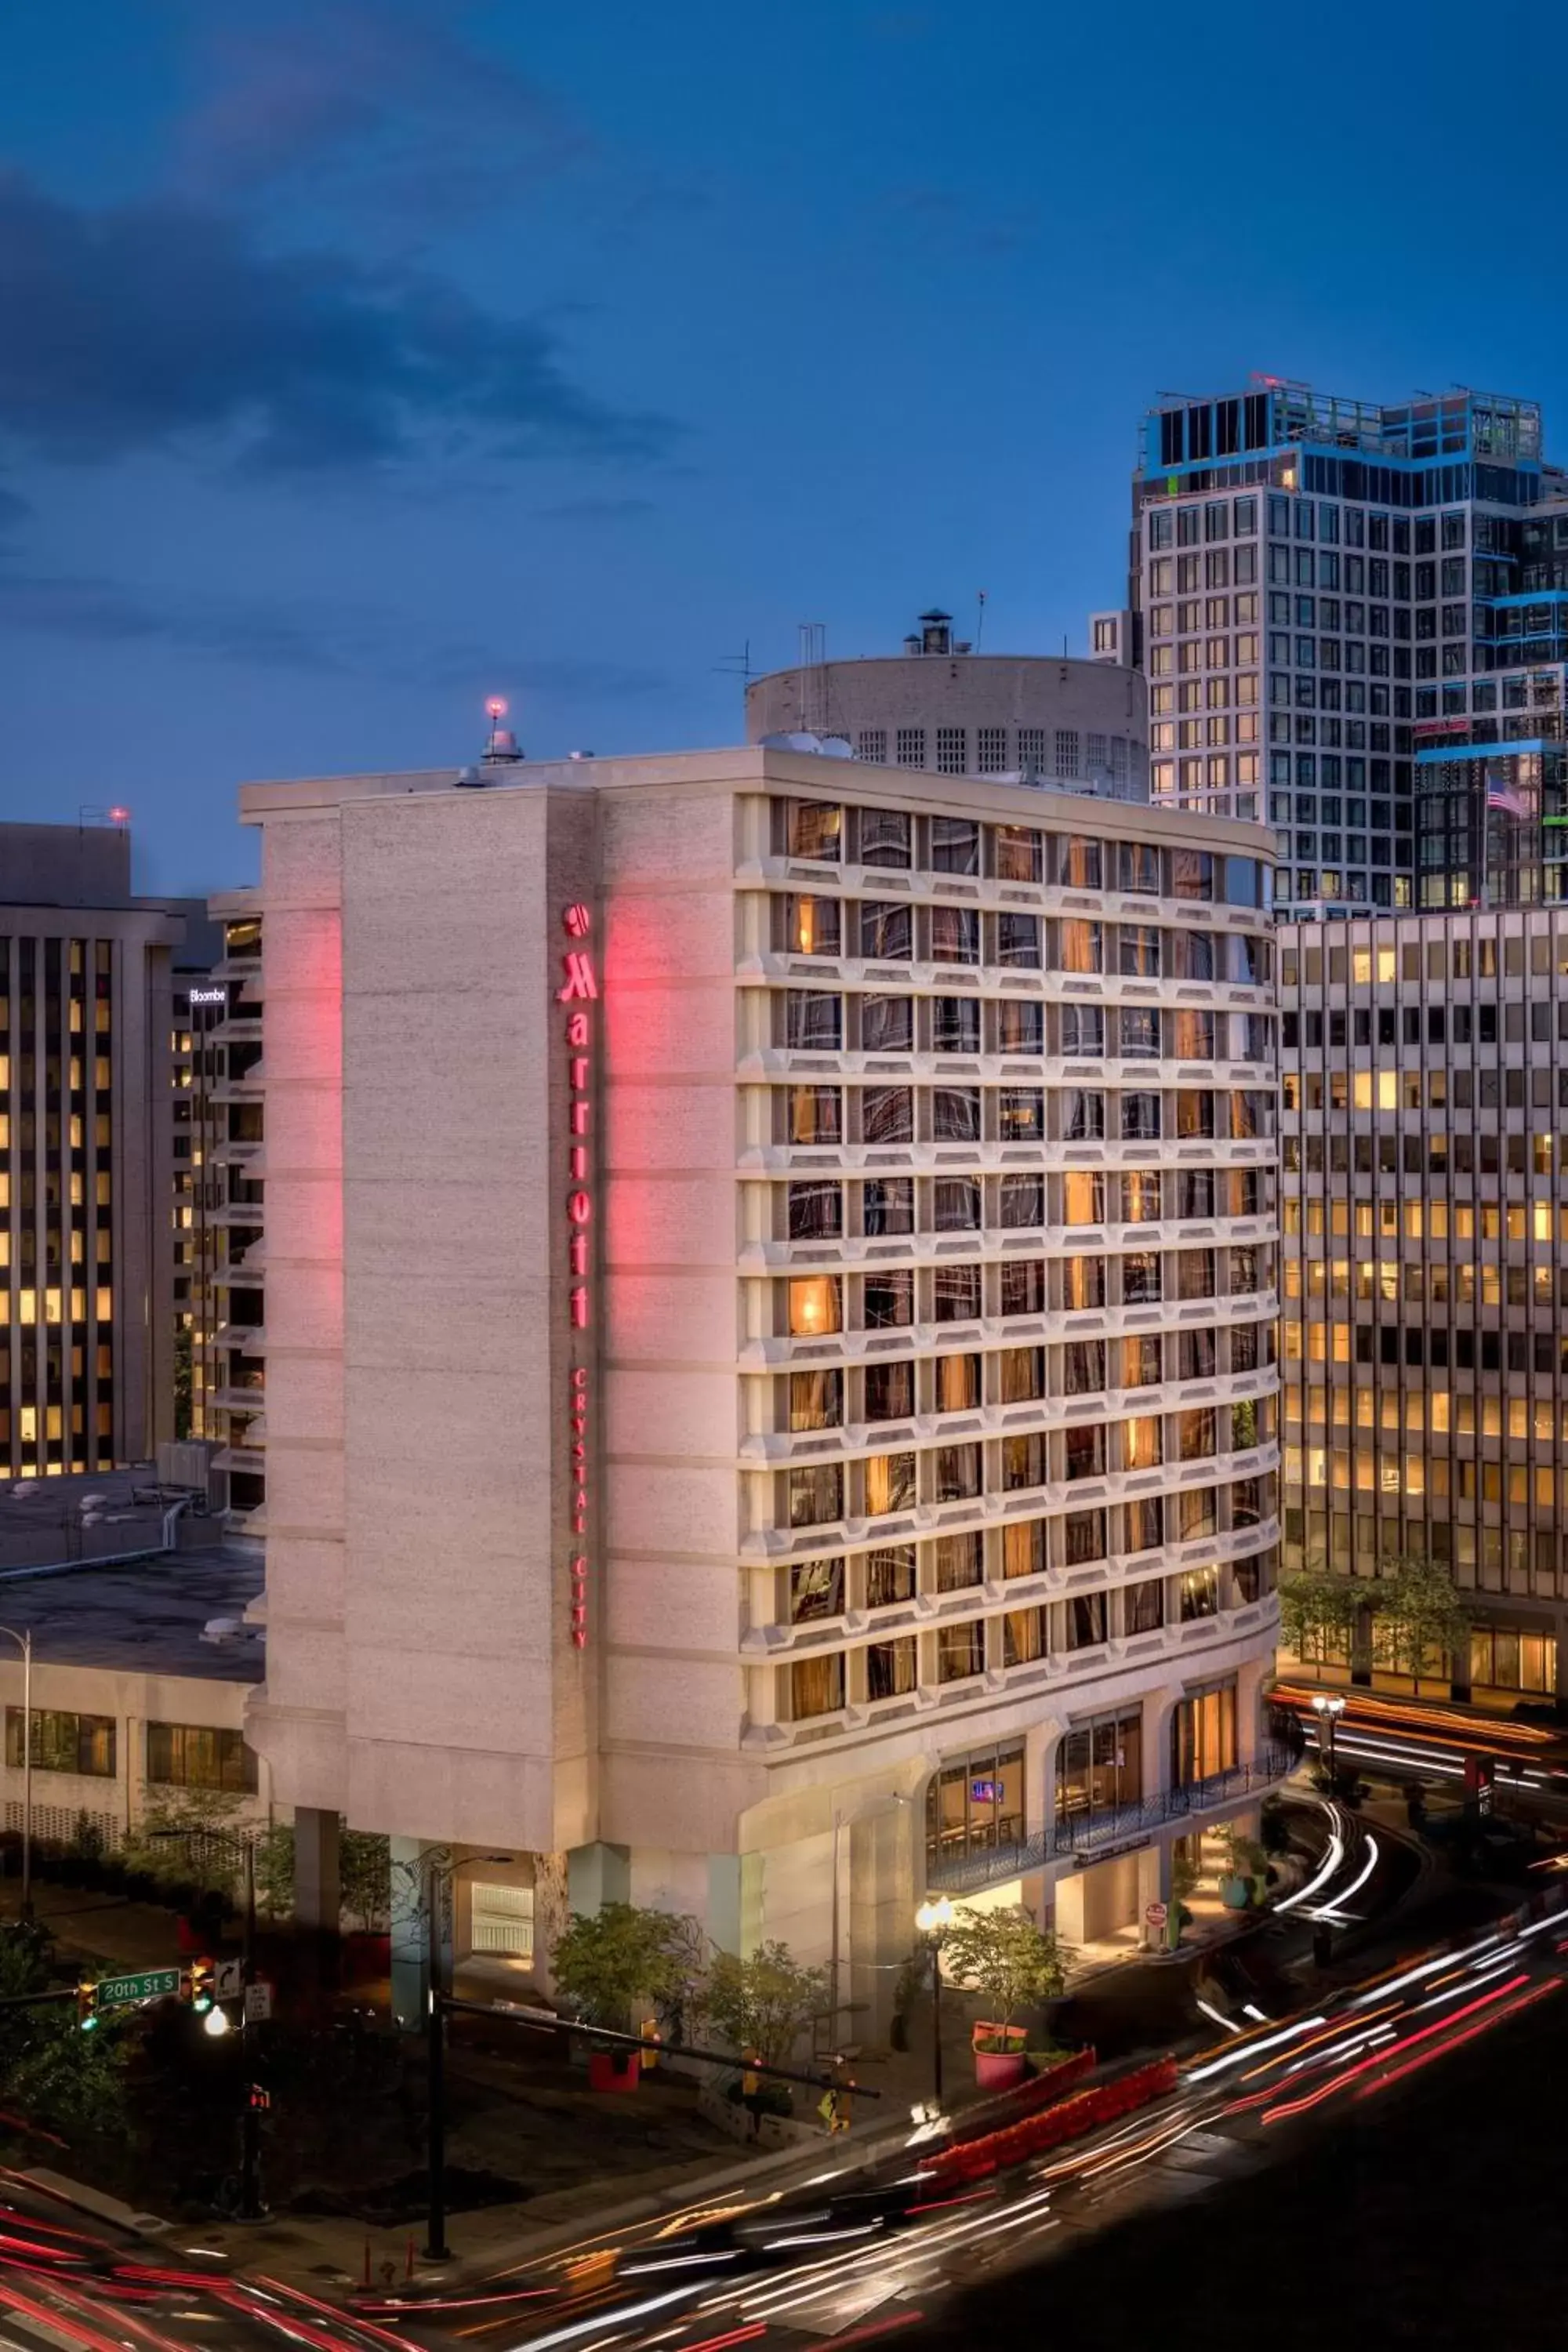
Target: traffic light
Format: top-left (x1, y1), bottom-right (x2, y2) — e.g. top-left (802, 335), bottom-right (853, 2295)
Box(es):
top-left (187, 1958), bottom-right (216, 2014)
top-left (77, 1983), bottom-right (100, 2033)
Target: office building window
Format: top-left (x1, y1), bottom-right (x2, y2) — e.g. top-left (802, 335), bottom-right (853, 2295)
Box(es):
top-left (5, 1708), bottom-right (115, 1777)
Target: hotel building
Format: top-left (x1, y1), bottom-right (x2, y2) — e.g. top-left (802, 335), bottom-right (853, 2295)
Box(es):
top-left (1279, 903), bottom-right (1568, 1711)
top-left (241, 746), bottom-right (1285, 1998)
top-left (191, 892), bottom-right (266, 1522)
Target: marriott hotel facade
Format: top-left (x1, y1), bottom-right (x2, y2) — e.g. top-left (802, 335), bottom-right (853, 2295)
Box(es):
top-left (242, 745), bottom-right (1287, 2004)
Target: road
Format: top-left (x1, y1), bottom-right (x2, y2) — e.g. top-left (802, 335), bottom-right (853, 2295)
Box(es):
top-left (0, 1793), bottom-right (1541, 2352)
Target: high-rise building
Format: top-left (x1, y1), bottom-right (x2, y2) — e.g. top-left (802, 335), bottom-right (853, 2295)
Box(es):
top-left (239, 742), bottom-right (1286, 1995)
top-left (746, 610), bottom-right (1147, 797)
top-left (1278, 903), bottom-right (1568, 1711)
top-left (1126, 379), bottom-right (1555, 916)
top-left (193, 891), bottom-right (264, 1523)
top-left (0, 821), bottom-right (189, 1478)
top-left (170, 905), bottom-right (224, 1436)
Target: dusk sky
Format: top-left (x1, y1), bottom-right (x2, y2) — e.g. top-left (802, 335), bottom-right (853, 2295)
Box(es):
top-left (0, 0), bottom-right (1561, 894)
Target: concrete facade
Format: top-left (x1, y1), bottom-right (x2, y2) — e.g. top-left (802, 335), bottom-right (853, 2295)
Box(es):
top-left (242, 748), bottom-right (1285, 1997)
top-left (746, 615), bottom-right (1147, 797)
top-left (0, 823), bottom-right (187, 1478)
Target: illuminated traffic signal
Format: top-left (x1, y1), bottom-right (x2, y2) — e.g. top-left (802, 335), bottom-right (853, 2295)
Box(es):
top-left (188, 1958), bottom-right (216, 2014)
top-left (77, 1983), bottom-right (100, 2033)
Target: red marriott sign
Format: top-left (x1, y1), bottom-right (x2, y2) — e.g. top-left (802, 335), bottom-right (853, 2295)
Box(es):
top-left (557, 902), bottom-right (597, 1649)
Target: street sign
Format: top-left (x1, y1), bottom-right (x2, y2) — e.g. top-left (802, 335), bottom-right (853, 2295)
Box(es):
top-left (1144, 1902), bottom-right (1168, 1929)
top-left (244, 1983), bottom-right (273, 2024)
top-left (214, 1959), bottom-right (244, 2000)
top-left (97, 1968), bottom-right (180, 2009)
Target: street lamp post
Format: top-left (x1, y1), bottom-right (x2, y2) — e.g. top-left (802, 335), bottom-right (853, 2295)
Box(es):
top-left (0, 1627), bottom-right (34, 1922)
top-left (423, 1853), bottom-right (510, 2266)
top-left (913, 1896), bottom-right (953, 2110)
top-left (1310, 1693), bottom-right (1346, 1779)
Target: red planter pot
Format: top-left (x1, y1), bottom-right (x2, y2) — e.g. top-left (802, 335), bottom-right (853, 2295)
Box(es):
top-left (588, 2049), bottom-right (641, 2093)
top-left (974, 2046), bottom-right (1029, 2092)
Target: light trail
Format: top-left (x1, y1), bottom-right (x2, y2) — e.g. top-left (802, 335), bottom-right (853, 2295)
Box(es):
top-left (1188, 2014), bottom-right (1327, 2082)
top-left (1273, 1799), bottom-right (1347, 1915)
top-left (1313, 1831), bottom-right (1380, 1922)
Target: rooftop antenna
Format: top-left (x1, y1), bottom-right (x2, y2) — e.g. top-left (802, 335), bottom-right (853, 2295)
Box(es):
top-left (483, 696), bottom-right (523, 762)
top-left (714, 639), bottom-right (758, 686)
top-left (975, 590), bottom-right (987, 652)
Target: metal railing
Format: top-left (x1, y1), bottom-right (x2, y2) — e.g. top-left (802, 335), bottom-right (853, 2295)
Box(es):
top-left (924, 1740), bottom-right (1297, 1896)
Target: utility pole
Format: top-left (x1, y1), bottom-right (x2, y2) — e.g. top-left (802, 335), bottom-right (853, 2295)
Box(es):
top-left (423, 1862), bottom-right (450, 2263)
top-left (0, 1627), bottom-right (33, 1922)
top-left (238, 1837), bottom-right (262, 2220)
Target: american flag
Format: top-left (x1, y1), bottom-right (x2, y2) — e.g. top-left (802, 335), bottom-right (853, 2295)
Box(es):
top-left (1486, 762), bottom-right (1526, 818)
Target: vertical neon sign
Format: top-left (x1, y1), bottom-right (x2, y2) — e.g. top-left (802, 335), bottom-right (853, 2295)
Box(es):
top-left (557, 902), bottom-right (597, 1649)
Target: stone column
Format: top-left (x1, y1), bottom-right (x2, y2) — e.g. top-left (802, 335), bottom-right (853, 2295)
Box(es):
top-left (390, 1837), bottom-right (453, 2031)
top-left (293, 1806), bottom-right (340, 2002)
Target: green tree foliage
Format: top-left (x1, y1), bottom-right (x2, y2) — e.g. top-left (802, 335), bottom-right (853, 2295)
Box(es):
top-left (699, 1941), bottom-right (829, 2070)
top-left (252, 1820), bottom-right (391, 1930)
top-left (1278, 1563), bottom-right (1361, 1659)
top-left (938, 1905), bottom-right (1065, 2027)
top-left (11, 2014), bottom-right (131, 2140)
top-left (550, 1901), bottom-right (700, 2031)
top-left (1374, 1552), bottom-right (1473, 1679)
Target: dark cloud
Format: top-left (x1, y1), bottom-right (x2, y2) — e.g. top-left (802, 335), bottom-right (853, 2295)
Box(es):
top-left (534, 495), bottom-right (656, 522)
top-left (0, 169), bottom-right (675, 474)
top-left (168, 0), bottom-right (589, 222)
top-left (0, 568), bottom-right (666, 701)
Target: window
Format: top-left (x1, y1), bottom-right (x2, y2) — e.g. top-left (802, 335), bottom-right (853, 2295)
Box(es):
top-left (1000, 1174), bottom-right (1044, 1229)
top-left (788, 1180), bottom-right (841, 1240)
top-left (785, 1084), bottom-right (840, 1145)
top-left (996, 999), bottom-right (1043, 1053)
top-left (1125, 1579), bottom-right (1163, 1634)
top-left (1122, 1250), bottom-right (1161, 1305)
top-left (1178, 1406), bottom-right (1218, 1461)
top-left (931, 817), bottom-right (980, 873)
top-left (866, 1451), bottom-right (917, 1515)
top-left (1120, 1006), bottom-right (1160, 1059)
top-left (1171, 1677), bottom-right (1236, 1784)
top-left (1178, 1249), bottom-right (1216, 1301)
top-left (1121, 1334), bottom-right (1163, 1386)
top-left (868, 1637), bottom-right (918, 1699)
top-left (996, 912), bottom-right (1040, 967)
top-left (860, 995), bottom-right (913, 1051)
top-left (1000, 1345), bottom-right (1044, 1403)
top-left (1064, 1422), bottom-right (1105, 1481)
top-left (1171, 849), bottom-right (1214, 901)
top-left (1058, 919), bottom-right (1102, 972)
top-left (1062, 1171), bottom-right (1105, 1227)
top-left (1065, 1592), bottom-right (1108, 1650)
top-left (933, 1177), bottom-right (981, 1232)
top-left (996, 825), bottom-right (1042, 881)
top-left (895, 728), bottom-right (927, 769)
top-left (934, 1352), bottom-right (981, 1412)
top-left (1060, 1004), bottom-right (1105, 1056)
top-left (861, 1085), bottom-right (913, 1145)
top-left (866, 1544), bottom-right (916, 1606)
top-left (938, 1621), bottom-right (985, 1682)
top-left (1171, 1008), bottom-right (1213, 1059)
top-left (1121, 1091), bottom-right (1161, 1141)
top-left (789, 1557), bottom-right (844, 1623)
top-left (1119, 924), bottom-right (1161, 977)
top-left (935, 1443), bottom-right (982, 1501)
top-left (792, 1653), bottom-right (844, 1718)
top-left (1000, 1258), bottom-right (1046, 1316)
top-left (856, 728), bottom-right (887, 765)
top-left (935, 727), bottom-right (967, 775)
top-left (861, 901), bottom-right (912, 960)
top-left (932, 1087), bottom-right (981, 1141)
top-left (782, 894), bottom-right (841, 955)
top-left (1055, 729), bottom-right (1081, 778)
top-left (1062, 1088), bottom-right (1105, 1140)
top-left (786, 990), bottom-right (840, 1050)
top-left (5, 1708), bottom-right (116, 1777)
top-left (977, 728), bottom-right (1009, 777)
top-left (1056, 1708), bottom-right (1142, 1823)
top-left (862, 1176), bottom-right (913, 1234)
top-left (1002, 1431), bottom-right (1047, 1490)
top-left (858, 808), bottom-right (911, 868)
top-left (1064, 1256), bottom-right (1105, 1309)
top-left (864, 1270), bottom-right (914, 1328)
top-left (930, 906), bottom-right (979, 964)
top-left (932, 995), bottom-right (981, 1052)
top-left (926, 1741), bottom-right (1025, 1867)
top-left (786, 801), bottom-right (840, 861)
top-left (788, 1463), bottom-right (843, 1528)
top-left (864, 1359), bottom-right (915, 1422)
top-left (1064, 1506), bottom-right (1106, 1564)
top-left (788, 1275), bottom-right (840, 1335)
top-left (935, 1530), bottom-right (983, 1590)
top-left (1125, 1494), bottom-right (1163, 1552)
top-left (789, 1368), bottom-right (842, 1431)
top-left (145, 1722), bottom-right (257, 1791)
top-left (1003, 1606), bottom-right (1047, 1666)
top-left (999, 1088), bottom-right (1044, 1141)
top-left (1118, 841), bottom-right (1161, 893)
top-left (1122, 1169), bottom-right (1162, 1221)
top-left (469, 1882), bottom-right (535, 1962)
top-left (934, 1263), bottom-right (983, 1323)
top-left (1062, 1338), bottom-right (1105, 1394)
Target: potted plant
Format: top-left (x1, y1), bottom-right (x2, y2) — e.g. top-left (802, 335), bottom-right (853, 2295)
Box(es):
top-left (1216, 1825), bottom-right (1269, 1910)
top-left (939, 1906), bottom-right (1065, 2092)
top-left (550, 1902), bottom-right (698, 2092)
top-left (699, 1940), bottom-right (829, 2118)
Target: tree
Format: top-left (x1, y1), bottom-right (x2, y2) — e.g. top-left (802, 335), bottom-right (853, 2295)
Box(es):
top-left (938, 1906), bottom-right (1065, 2031)
top-left (12, 2013), bottom-right (131, 2140)
top-left (253, 1820), bottom-right (391, 1931)
top-left (1374, 1552), bottom-right (1472, 1681)
top-left (699, 1941), bottom-right (829, 2071)
top-left (550, 1902), bottom-right (698, 2032)
top-left (1278, 1563), bottom-right (1360, 1662)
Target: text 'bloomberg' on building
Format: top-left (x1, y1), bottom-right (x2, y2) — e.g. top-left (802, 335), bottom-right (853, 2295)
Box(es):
top-left (241, 742), bottom-right (1286, 2002)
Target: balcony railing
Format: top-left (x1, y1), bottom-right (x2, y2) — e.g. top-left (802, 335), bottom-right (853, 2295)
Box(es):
top-left (924, 1740), bottom-right (1297, 1896)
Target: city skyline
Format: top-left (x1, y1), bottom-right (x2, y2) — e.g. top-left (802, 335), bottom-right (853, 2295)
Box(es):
top-left (3, 0), bottom-right (1567, 891)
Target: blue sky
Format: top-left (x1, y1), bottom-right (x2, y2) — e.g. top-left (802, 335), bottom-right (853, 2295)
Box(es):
top-left (0, 0), bottom-right (1559, 891)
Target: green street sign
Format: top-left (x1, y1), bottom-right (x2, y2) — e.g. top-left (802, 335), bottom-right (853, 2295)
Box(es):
top-left (96, 1968), bottom-right (180, 2009)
